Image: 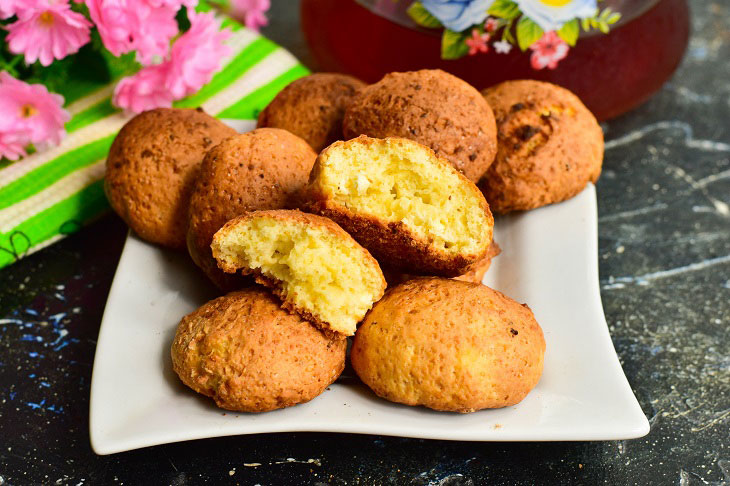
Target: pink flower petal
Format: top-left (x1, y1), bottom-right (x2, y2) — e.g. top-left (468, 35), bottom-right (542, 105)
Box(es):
top-left (113, 63), bottom-right (175, 114)
top-left (0, 131), bottom-right (29, 161)
top-left (0, 0), bottom-right (25, 19)
top-left (165, 10), bottom-right (231, 99)
top-left (146, 0), bottom-right (197, 7)
top-left (231, 0), bottom-right (270, 31)
top-left (85, 0), bottom-right (179, 65)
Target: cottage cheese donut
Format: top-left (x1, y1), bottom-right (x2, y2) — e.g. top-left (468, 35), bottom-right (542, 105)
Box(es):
top-left (342, 69), bottom-right (497, 181)
top-left (257, 73), bottom-right (366, 152)
top-left (211, 210), bottom-right (386, 337)
top-left (351, 278), bottom-right (545, 413)
top-left (171, 288), bottom-right (346, 412)
top-left (479, 80), bottom-right (603, 213)
top-left (105, 108), bottom-right (236, 249)
top-left (306, 136), bottom-right (494, 276)
top-left (187, 128), bottom-right (316, 290)
top-left (382, 242), bottom-right (501, 287)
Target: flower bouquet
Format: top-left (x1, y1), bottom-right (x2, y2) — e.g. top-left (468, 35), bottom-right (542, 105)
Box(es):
top-left (0, 0), bottom-right (272, 163)
top-left (406, 0), bottom-right (620, 67)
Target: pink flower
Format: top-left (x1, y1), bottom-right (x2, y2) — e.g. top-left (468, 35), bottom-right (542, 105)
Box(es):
top-left (113, 63), bottom-right (174, 113)
top-left (6, 0), bottom-right (92, 66)
top-left (85, 0), bottom-right (178, 65)
top-left (0, 72), bottom-right (70, 149)
top-left (529, 31), bottom-right (569, 70)
top-left (484, 17), bottom-right (498, 33)
top-left (231, 0), bottom-right (270, 31)
top-left (146, 0), bottom-right (197, 7)
top-left (0, 132), bottom-right (28, 161)
top-left (166, 10), bottom-right (231, 99)
top-left (0, 0), bottom-right (24, 19)
top-left (112, 10), bottom-right (231, 113)
top-left (465, 29), bottom-right (489, 56)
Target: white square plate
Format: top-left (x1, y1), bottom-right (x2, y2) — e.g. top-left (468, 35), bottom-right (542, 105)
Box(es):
top-left (90, 122), bottom-right (649, 454)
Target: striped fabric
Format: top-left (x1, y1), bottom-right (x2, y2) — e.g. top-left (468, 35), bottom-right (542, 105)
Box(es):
top-left (0, 20), bottom-right (309, 269)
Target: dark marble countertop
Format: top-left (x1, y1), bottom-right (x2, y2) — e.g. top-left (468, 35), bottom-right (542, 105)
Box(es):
top-left (1, 1), bottom-right (728, 485)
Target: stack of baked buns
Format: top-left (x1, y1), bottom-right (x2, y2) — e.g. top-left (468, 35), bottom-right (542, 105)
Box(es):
top-left (105, 70), bottom-right (603, 414)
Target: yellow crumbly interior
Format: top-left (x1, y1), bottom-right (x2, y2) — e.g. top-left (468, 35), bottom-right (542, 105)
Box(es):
top-left (314, 139), bottom-right (487, 254)
top-left (213, 216), bottom-right (383, 336)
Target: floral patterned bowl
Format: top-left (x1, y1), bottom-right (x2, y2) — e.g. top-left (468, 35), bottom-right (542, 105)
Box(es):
top-left (301, 0), bottom-right (689, 120)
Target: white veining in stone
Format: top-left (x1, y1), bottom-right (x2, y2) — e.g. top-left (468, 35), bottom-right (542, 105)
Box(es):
top-left (602, 254), bottom-right (730, 289)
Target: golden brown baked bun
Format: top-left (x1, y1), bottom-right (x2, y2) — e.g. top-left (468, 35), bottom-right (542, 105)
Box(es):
top-left (351, 278), bottom-right (545, 413)
top-left (105, 108), bottom-right (236, 249)
top-left (342, 69), bottom-right (497, 181)
top-left (171, 288), bottom-right (346, 412)
top-left (306, 136), bottom-right (494, 277)
top-left (382, 242), bottom-right (501, 287)
top-left (187, 128), bottom-right (316, 290)
top-left (211, 210), bottom-right (386, 337)
top-left (257, 73), bottom-right (366, 152)
top-left (479, 80), bottom-right (603, 213)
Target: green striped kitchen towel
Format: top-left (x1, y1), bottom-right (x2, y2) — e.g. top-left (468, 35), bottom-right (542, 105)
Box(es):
top-left (0, 22), bottom-right (309, 269)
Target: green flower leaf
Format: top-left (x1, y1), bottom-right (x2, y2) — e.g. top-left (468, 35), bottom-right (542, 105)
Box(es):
top-left (488, 0), bottom-right (521, 20)
top-left (502, 22), bottom-right (516, 44)
top-left (407, 1), bottom-right (443, 29)
top-left (441, 29), bottom-right (470, 60)
top-left (607, 12), bottom-right (622, 24)
top-left (580, 8), bottom-right (620, 33)
top-left (516, 16), bottom-right (543, 51)
top-left (557, 19), bottom-right (579, 46)
top-left (99, 47), bottom-right (138, 80)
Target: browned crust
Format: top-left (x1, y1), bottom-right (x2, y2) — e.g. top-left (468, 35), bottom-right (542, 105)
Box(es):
top-left (210, 209), bottom-right (387, 336)
top-left (257, 73), bottom-right (367, 152)
top-left (171, 288), bottom-right (346, 413)
top-left (383, 241), bottom-right (501, 286)
top-left (309, 203), bottom-right (477, 276)
top-left (306, 136), bottom-right (494, 277)
top-left (478, 80), bottom-right (604, 213)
